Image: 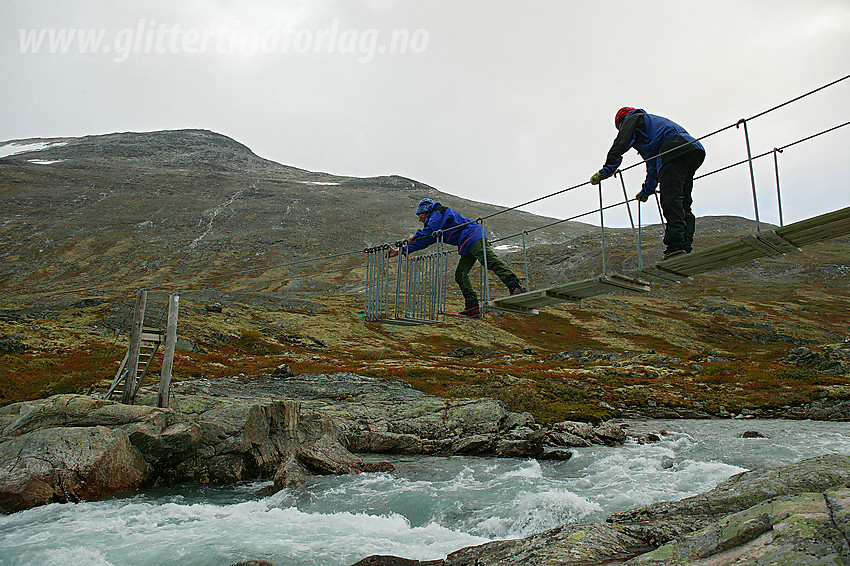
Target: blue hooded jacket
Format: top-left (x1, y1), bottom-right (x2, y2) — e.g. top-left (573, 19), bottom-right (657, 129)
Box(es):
top-left (406, 201), bottom-right (484, 257)
top-left (600, 109), bottom-right (705, 195)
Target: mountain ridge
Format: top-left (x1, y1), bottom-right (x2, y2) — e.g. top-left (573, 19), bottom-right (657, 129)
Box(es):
top-left (1, 128), bottom-right (591, 297)
top-left (0, 128), bottom-right (848, 424)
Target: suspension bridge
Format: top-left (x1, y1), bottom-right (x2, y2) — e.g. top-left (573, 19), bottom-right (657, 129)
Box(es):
top-left (98, 73), bottom-right (844, 320)
top-left (490, 205), bottom-right (850, 315)
top-left (361, 75), bottom-right (850, 323)
top-left (26, 74), bottom-right (843, 405)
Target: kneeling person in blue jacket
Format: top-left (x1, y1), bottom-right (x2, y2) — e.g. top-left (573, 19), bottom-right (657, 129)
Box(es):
top-left (590, 107), bottom-right (706, 260)
top-left (388, 198), bottom-right (527, 317)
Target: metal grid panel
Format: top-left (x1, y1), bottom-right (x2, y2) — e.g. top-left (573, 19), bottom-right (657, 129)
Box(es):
top-left (364, 245), bottom-right (450, 325)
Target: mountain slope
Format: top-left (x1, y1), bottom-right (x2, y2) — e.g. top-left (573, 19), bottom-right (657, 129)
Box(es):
top-left (0, 129), bottom-right (848, 421)
top-left (0, 129), bottom-right (591, 296)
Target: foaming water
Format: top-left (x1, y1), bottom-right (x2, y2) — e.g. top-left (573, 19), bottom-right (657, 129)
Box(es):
top-left (1, 420), bottom-right (848, 566)
top-left (1, 493), bottom-right (485, 566)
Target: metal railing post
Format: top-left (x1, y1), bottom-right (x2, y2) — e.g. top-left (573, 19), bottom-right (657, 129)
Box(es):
top-left (377, 245), bottom-right (385, 319)
top-left (412, 255), bottom-right (419, 318)
top-left (638, 198), bottom-right (642, 261)
top-left (438, 234), bottom-right (446, 322)
top-left (478, 218), bottom-right (488, 314)
top-left (598, 181), bottom-right (606, 276)
top-left (439, 237), bottom-right (449, 322)
top-left (394, 243), bottom-right (405, 319)
top-left (521, 231), bottom-right (530, 290)
top-left (736, 118), bottom-right (761, 233)
top-left (404, 247), bottom-right (413, 319)
top-left (617, 170), bottom-right (643, 270)
top-left (773, 147), bottom-right (784, 227)
top-left (382, 245), bottom-right (390, 320)
top-left (654, 193), bottom-right (665, 231)
top-left (364, 248), bottom-right (372, 320)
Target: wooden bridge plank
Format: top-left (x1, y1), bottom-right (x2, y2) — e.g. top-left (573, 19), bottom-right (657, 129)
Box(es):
top-left (653, 236), bottom-right (777, 277)
top-left (741, 235), bottom-right (786, 258)
top-left (775, 206), bottom-right (850, 245)
top-left (492, 274), bottom-right (650, 312)
top-left (757, 232), bottom-right (800, 254)
top-left (779, 216), bottom-right (850, 239)
top-left (777, 219), bottom-right (850, 246)
top-left (637, 266), bottom-right (686, 283)
top-left (494, 289), bottom-right (565, 308)
top-left (487, 301), bottom-right (540, 315)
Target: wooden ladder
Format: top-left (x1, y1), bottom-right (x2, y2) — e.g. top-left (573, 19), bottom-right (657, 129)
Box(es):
top-left (105, 328), bottom-right (163, 401)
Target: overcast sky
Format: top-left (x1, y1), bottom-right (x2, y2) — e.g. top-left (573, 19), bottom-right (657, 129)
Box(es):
top-left (2, 0), bottom-right (849, 230)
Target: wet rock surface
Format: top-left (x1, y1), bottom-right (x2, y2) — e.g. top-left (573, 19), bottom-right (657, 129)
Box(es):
top-left (0, 372), bottom-right (626, 513)
top-left (5, 372), bottom-right (849, 565)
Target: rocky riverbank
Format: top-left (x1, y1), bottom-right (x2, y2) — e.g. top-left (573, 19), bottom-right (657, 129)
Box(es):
top-left (4, 371), bottom-right (849, 565)
top-left (352, 453), bottom-right (850, 566)
top-left (0, 372), bottom-right (630, 514)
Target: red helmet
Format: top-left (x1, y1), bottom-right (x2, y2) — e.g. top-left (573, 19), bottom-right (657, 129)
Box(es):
top-left (614, 107), bottom-right (635, 128)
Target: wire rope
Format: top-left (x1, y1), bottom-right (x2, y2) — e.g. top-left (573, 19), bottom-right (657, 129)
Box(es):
top-left (3, 75), bottom-right (848, 300)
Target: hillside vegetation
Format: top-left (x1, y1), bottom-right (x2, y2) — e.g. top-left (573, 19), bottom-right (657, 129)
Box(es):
top-left (1, 130), bottom-right (848, 421)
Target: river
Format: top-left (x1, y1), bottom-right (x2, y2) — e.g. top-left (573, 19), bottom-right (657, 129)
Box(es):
top-left (1, 419), bottom-right (848, 566)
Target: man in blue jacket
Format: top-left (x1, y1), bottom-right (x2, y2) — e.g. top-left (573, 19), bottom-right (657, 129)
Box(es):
top-left (590, 107), bottom-right (706, 259)
top-left (388, 198), bottom-right (527, 317)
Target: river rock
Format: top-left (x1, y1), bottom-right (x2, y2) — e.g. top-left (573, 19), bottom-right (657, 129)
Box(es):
top-left (351, 556), bottom-right (443, 565)
top-left (444, 523), bottom-right (650, 566)
top-left (607, 453), bottom-right (850, 546)
top-left (0, 424), bottom-right (149, 513)
top-left (626, 488), bottom-right (850, 565)
top-left (0, 373), bottom-right (627, 514)
top-left (537, 448), bottom-right (573, 461)
top-left (178, 373), bottom-right (626, 460)
top-left (271, 363), bottom-right (294, 377)
top-left (0, 392), bottom-right (385, 513)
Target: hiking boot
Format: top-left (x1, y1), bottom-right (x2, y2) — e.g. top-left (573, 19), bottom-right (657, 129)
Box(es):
top-left (663, 249), bottom-right (688, 260)
top-left (510, 286), bottom-right (528, 296)
top-left (459, 305), bottom-right (481, 318)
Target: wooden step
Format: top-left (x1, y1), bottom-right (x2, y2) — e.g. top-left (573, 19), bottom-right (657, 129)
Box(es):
top-left (491, 273), bottom-right (649, 313)
top-left (775, 206), bottom-right (850, 246)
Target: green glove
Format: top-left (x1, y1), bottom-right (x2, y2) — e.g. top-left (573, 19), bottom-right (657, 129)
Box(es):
top-left (634, 190), bottom-right (649, 202)
top-left (590, 172), bottom-right (602, 185)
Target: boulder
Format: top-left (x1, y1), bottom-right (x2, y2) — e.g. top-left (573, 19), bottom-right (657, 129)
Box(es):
top-left (0, 393), bottom-right (378, 513)
top-left (442, 523), bottom-right (649, 566)
top-left (0, 373), bottom-right (628, 514)
top-left (538, 448), bottom-right (573, 461)
top-left (626, 489), bottom-right (850, 565)
top-left (493, 438), bottom-right (544, 459)
top-left (351, 556), bottom-right (443, 566)
top-left (0, 425), bottom-right (149, 513)
top-left (271, 363), bottom-right (293, 377)
top-left (607, 453), bottom-right (850, 546)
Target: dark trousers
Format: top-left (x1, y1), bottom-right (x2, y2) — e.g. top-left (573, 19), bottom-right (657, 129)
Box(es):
top-left (455, 238), bottom-right (521, 307)
top-left (659, 148), bottom-right (705, 253)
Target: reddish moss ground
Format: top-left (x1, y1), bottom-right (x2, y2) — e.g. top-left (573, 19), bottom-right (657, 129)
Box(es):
top-left (2, 237), bottom-right (848, 422)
